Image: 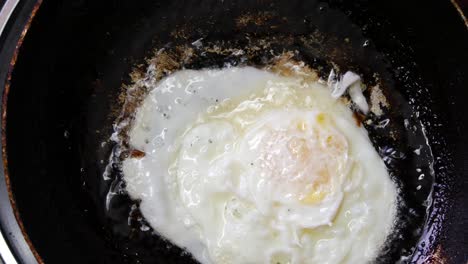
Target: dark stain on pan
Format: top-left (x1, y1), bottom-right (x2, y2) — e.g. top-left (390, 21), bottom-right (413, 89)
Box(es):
top-left (3, 0), bottom-right (467, 263)
top-left (1, 1), bottom-right (45, 264)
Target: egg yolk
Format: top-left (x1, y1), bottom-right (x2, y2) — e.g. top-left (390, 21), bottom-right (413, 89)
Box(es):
top-left (253, 113), bottom-right (348, 206)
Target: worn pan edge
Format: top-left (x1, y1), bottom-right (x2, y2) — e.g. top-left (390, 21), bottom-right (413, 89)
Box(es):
top-left (0, 0), bottom-right (44, 263)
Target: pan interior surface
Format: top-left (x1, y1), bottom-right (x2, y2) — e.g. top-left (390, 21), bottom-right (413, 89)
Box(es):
top-left (3, 0), bottom-right (468, 263)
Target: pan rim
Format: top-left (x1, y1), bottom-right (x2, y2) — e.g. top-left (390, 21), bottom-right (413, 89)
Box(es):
top-left (0, 0), bottom-right (44, 263)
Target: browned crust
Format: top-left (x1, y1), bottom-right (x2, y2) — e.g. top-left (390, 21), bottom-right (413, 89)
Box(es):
top-left (267, 51), bottom-right (319, 81)
top-left (1, 1), bottom-right (45, 263)
top-left (369, 85), bottom-right (389, 116)
top-left (352, 111), bottom-right (365, 127)
top-left (129, 149), bottom-right (146, 159)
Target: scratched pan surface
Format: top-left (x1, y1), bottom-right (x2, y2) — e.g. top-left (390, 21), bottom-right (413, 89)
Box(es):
top-left (1, 0), bottom-right (468, 263)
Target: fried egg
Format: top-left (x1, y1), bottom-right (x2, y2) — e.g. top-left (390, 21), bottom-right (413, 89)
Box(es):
top-left (122, 66), bottom-right (397, 264)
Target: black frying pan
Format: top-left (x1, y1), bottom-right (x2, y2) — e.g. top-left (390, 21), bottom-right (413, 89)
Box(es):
top-left (0, 0), bottom-right (467, 263)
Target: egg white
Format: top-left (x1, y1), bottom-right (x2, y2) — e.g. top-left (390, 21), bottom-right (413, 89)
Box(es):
top-left (122, 67), bottom-right (397, 264)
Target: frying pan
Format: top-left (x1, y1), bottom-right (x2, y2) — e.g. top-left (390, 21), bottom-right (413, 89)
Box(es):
top-left (0, 0), bottom-right (467, 263)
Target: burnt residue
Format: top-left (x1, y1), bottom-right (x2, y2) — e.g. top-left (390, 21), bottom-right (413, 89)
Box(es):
top-left (352, 111), bottom-right (366, 126)
top-left (236, 11), bottom-right (276, 28)
top-left (129, 150), bottom-right (146, 159)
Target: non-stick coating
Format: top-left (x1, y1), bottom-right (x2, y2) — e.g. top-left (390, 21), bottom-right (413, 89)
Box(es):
top-left (3, 0), bottom-right (468, 263)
